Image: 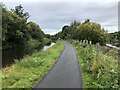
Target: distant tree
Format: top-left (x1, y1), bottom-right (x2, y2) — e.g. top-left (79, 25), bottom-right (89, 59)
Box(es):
top-left (62, 25), bottom-right (70, 39)
top-left (58, 19), bottom-right (108, 45)
top-left (109, 31), bottom-right (119, 46)
top-left (11, 4), bottom-right (30, 20)
top-left (27, 21), bottom-right (44, 42)
top-left (45, 34), bottom-right (51, 38)
top-left (71, 20), bottom-right (80, 27)
top-left (84, 19), bottom-right (90, 23)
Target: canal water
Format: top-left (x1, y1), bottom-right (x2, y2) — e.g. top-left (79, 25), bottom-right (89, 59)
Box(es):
top-left (43, 43), bottom-right (55, 51)
top-left (2, 43), bottom-right (55, 68)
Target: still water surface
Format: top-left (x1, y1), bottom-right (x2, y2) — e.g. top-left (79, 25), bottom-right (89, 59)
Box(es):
top-left (2, 43), bottom-right (55, 68)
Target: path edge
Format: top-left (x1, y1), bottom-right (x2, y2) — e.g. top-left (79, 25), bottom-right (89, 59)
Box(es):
top-left (32, 41), bottom-right (66, 88)
top-left (69, 41), bottom-right (83, 88)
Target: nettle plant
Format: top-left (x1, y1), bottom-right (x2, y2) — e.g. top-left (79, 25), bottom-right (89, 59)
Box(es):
top-left (71, 39), bottom-right (118, 88)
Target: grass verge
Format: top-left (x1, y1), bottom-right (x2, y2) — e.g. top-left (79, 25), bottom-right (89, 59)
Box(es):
top-left (69, 39), bottom-right (118, 88)
top-left (1, 40), bottom-right (64, 88)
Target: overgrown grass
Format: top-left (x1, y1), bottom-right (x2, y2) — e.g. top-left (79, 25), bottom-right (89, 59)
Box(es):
top-left (43, 38), bottom-right (51, 45)
top-left (1, 40), bottom-right (64, 88)
top-left (27, 38), bottom-right (42, 48)
top-left (3, 38), bottom-right (51, 50)
top-left (27, 38), bottom-right (51, 48)
top-left (69, 39), bottom-right (118, 88)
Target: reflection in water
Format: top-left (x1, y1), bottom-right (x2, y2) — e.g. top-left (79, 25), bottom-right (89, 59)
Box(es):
top-left (2, 43), bottom-right (55, 68)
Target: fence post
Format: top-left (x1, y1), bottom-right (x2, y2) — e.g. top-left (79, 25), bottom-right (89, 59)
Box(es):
top-left (96, 43), bottom-right (99, 62)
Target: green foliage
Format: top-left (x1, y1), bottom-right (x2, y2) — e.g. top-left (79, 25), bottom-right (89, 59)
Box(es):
top-left (27, 38), bottom-right (42, 48)
top-left (55, 20), bottom-right (108, 45)
top-left (50, 35), bottom-right (59, 42)
top-left (109, 31), bottom-right (119, 47)
top-left (0, 3), bottom-right (2, 42)
top-left (27, 21), bottom-right (44, 42)
top-left (45, 34), bottom-right (51, 38)
top-left (69, 39), bottom-right (118, 88)
top-left (11, 4), bottom-right (30, 20)
top-left (43, 38), bottom-right (51, 45)
top-left (2, 5), bottom-right (26, 48)
top-left (2, 4), bottom-right (45, 49)
top-left (2, 40), bottom-right (64, 88)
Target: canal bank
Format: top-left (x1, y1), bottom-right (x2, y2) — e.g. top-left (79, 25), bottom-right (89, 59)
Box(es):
top-left (2, 42), bottom-right (55, 68)
top-left (2, 40), bottom-right (64, 88)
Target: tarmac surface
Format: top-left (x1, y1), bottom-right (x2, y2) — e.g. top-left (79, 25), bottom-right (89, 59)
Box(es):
top-left (35, 41), bottom-right (82, 88)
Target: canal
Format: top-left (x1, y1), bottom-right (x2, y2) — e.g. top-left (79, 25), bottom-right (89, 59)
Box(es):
top-left (2, 43), bottom-right (55, 68)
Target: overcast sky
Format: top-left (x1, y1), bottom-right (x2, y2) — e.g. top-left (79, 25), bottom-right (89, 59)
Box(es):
top-left (2, 0), bottom-right (119, 35)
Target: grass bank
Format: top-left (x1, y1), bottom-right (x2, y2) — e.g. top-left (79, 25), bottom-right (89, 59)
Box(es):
top-left (26, 38), bottom-right (51, 49)
top-left (2, 37), bottom-right (51, 50)
top-left (27, 38), bottom-right (42, 48)
top-left (69, 39), bottom-right (118, 88)
top-left (1, 40), bottom-right (64, 88)
top-left (43, 38), bottom-right (51, 46)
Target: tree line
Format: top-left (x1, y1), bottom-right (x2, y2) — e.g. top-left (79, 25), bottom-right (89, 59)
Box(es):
top-left (109, 31), bottom-right (120, 47)
top-left (54, 19), bottom-right (119, 46)
top-left (1, 3), bottom-right (119, 49)
top-left (1, 4), bottom-right (48, 49)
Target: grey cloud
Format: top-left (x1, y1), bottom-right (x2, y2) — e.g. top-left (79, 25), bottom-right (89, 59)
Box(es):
top-left (5, 2), bottom-right (118, 34)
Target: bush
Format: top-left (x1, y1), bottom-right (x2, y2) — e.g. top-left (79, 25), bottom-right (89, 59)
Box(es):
top-left (2, 40), bottom-right (64, 88)
top-left (70, 39), bottom-right (118, 88)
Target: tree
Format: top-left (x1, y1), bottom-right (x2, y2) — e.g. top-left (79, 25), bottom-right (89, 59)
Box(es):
top-left (84, 19), bottom-right (90, 23)
top-left (77, 22), bottom-right (108, 45)
top-left (45, 34), bottom-right (51, 38)
top-left (2, 4), bottom-right (45, 49)
top-left (27, 21), bottom-right (44, 42)
top-left (58, 19), bottom-right (108, 45)
top-left (109, 31), bottom-right (119, 46)
top-left (11, 4), bottom-right (30, 20)
top-left (71, 20), bottom-right (80, 27)
top-left (2, 7), bottom-right (29, 45)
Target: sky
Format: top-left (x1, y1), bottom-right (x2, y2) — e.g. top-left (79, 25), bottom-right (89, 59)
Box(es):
top-left (1, 0), bottom-right (119, 35)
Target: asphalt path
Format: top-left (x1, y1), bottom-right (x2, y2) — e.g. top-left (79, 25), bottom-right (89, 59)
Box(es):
top-left (35, 41), bottom-right (82, 88)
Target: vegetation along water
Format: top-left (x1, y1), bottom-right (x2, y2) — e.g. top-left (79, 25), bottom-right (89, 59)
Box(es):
top-left (1, 3), bottom-right (119, 89)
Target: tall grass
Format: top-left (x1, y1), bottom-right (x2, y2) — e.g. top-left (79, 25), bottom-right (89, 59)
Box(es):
top-left (69, 39), bottom-right (118, 88)
top-left (1, 40), bottom-right (64, 88)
